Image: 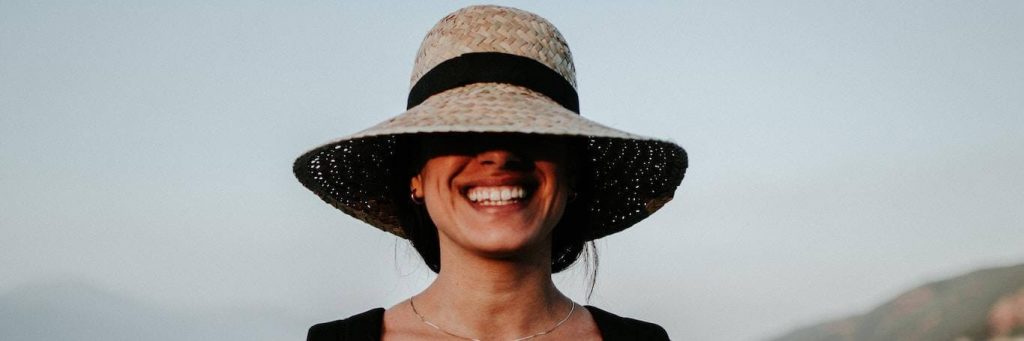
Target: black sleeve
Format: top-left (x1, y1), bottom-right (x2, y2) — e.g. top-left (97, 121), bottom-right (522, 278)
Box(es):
top-left (307, 320), bottom-right (345, 341)
top-left (586, 305), bottom-right (671, 341)
top-left (642, 323), bottom-right (671, 340)
top-left (306, 308), bottom-right (385, 341)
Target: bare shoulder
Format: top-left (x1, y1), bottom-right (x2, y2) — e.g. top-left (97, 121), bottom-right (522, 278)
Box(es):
top-left (557, 303), bottom-right (603, 340)
top-left (381, 299), bottom-right (439, 341)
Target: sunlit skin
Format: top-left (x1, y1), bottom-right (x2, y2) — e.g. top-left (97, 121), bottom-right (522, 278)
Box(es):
top-left (382, 134), bottom-right (602, 340)
top-left (411, 134), bottom-right (572, 261)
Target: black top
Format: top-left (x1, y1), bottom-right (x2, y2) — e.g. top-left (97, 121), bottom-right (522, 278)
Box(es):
top-left (307, 305), bottom-right (669, 341)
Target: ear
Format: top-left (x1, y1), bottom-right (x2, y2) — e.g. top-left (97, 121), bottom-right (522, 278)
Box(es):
top-left (410, 174), bottom-right (424, 199)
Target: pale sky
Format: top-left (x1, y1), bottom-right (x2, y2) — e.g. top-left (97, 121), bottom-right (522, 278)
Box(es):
top-left (1, 1), bottom-right (1022, 340)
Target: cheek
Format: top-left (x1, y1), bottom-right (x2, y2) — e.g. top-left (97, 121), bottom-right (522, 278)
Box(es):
top-left (419, 157), bottom-right (461, 196)
top-left (418, 158), bottom-right (464, 226)
top-left (422, 178), bottom-right (452, 215)
top-left (539, 164), bottom-right (572, 224)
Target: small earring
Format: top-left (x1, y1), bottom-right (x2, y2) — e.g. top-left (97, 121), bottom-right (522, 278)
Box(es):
top-left (568, 191), bottom-right (578, 203)
top-left (410, 189), bottom-right (424, 205)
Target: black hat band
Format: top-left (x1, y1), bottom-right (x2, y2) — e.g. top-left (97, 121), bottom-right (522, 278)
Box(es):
top-left (407, 52), bottom-right (580, 113)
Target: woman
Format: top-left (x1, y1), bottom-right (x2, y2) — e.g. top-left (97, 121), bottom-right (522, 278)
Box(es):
top-left (294, 5), bottom-right (687, 340)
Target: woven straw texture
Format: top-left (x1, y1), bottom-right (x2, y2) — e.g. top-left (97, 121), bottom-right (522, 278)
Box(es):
top-left (410, 6), bottom-right (576, 89)
top-left (294, 5), bottom-right (688, 240)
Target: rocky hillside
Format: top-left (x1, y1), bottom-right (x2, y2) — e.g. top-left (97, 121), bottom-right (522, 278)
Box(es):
top-left (770, 263), bottom-right (1024, 341)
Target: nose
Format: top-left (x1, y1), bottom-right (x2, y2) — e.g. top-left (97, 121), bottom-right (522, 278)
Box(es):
top-left (477, 149), bottom-right (529, 170)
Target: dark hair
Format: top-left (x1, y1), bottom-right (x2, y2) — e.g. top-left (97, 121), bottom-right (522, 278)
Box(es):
top-left (392, 134), bottom-right (598, 278)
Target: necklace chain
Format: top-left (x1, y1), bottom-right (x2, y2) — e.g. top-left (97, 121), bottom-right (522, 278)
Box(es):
top-left (409, 296), bottom-right (576, 341)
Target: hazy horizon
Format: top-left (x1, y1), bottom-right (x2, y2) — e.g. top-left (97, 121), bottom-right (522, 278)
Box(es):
top-left (2, 1), bottom-right (1022, 340)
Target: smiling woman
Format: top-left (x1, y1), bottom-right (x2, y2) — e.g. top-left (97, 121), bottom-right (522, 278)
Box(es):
top-left (293, 5), bottom-right (687, 341)
top-left (404, 133), bottom-right (605, 274)
top-left (411, 134), bottom-right (574, 261)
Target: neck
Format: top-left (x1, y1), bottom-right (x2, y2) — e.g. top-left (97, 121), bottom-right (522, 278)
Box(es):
top-left (412, 240), bottom-right (571, 339)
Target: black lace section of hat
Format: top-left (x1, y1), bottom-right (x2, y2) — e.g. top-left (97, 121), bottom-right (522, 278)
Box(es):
top-left (584, 137), bottom-right (687, 239)
top-left (296, 136), bottom-right (405, 233)
top-left (407, 52), bottom-right (580, 113)
top-left (293, 133), bottom-right (687, 241)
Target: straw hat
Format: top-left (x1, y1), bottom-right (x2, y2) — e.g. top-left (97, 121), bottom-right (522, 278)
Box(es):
top-left (293, 5), bottom-right (687, 240)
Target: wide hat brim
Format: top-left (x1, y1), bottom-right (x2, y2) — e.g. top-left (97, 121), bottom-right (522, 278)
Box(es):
top-left (293, 82), bottom-right (687, 240)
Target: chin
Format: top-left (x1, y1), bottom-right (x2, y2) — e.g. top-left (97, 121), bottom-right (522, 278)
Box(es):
top-left (461, 227), bottom-right (549, 259)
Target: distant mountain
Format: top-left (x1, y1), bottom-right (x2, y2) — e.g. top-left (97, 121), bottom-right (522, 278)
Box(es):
top-left (0, 280), bottom-right (301, 341)
top-left (769, 264), bottom-right (1024, 341)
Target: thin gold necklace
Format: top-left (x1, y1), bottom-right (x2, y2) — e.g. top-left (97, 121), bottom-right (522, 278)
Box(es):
top-left (409, 296), bottom-right (576, 341)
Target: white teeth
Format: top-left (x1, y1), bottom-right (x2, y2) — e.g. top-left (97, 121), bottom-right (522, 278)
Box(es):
top-left (466, 186), bottom-right (527, 204)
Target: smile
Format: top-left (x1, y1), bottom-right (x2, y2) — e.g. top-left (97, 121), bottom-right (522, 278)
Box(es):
top-left (466, 186), bottom-right (528, 206)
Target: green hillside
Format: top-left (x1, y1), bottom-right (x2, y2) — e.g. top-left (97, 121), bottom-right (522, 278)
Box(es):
top-left (770, 264), bottom-right (1024, 341)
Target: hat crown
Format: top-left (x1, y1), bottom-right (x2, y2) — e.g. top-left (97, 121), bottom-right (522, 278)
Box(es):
top-left (410, 5), bottom-right (577, 90)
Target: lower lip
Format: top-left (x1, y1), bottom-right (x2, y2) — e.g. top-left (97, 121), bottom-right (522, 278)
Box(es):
top-left (466, 198), bottom-right (529, 213)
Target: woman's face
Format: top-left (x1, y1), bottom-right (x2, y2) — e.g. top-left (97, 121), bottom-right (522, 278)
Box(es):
top-left (411, 134), bottom-right (573, 260)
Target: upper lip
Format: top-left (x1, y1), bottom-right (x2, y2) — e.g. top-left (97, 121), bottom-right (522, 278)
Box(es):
top-left (458, 174), bottom-right (538, 194)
